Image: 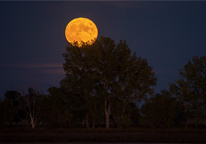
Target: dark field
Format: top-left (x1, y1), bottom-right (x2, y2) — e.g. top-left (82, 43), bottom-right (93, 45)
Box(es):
top-left (0, 127), bottom-right (206, 143)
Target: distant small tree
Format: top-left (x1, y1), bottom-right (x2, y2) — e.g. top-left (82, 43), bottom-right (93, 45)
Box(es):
top-left (141, 90), bottom-right (178, 129)
top-left (129, 102), bottom-right (141, 126)
top-left (19, 87), bottom-right (42, 129)
top-left (113, 100), bottom-right (140, 127)
top-left (44, 87), bottom-right (75, 128)
top-left (169, 56), bottom-right (206, 129)
top-left (1, 90), bottom-right (21, 125)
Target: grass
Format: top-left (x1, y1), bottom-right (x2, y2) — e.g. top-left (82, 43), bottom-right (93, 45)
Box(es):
top-left (0, 127), bottom-right (206, 143)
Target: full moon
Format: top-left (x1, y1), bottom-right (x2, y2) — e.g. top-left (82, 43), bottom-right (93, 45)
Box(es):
top-left (65, 17), bottom-right (98, 47)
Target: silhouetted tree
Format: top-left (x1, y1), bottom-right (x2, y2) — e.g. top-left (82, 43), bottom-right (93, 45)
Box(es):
top-left (129, 102), bottom-right (141, 126)
top-left (39, 87), bottom-right (75, 128)
top-left (114, 40), bottom-right (157, 126)
top-left (169, 56), bottom-right (206, 129)
top-left (61, 37), bottom-right (123, 128)
top-left (60, 41), bottom-right (102, 128)
top-left (93, 38), bottom-right (156, 128)
top-left (91, 37), bottom-right (118, 129)
top-left (61, 36), bottom-right (156, 128)
top-left (141, 90), bottom-right (178, 129)
top-left (4, 90), bottom-right (20, 101)
top-left (89, 96), bottom-right (105, 128)
top-left (1, 90), bottom-right (21, 125)
top-left (113, 99), bottom-right (140, 127)
top-left (19, 87), bottom-right (42, 129)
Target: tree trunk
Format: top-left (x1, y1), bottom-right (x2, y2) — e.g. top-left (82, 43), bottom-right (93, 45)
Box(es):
top-left (92, 103), bottom-right (96, 129)
top-left (105, 98), bottom-right (110, 129)
top-left (105, 112), bottom-right (110, 129)
top-left (92, 113), bottom-right (95, 128)
top-left (92, 122), bottom-right (95, 128)
top-left (31, 118), bottom-right (35, 129)
top-left (121, 105), bottom-right (126, 125)
top-left (203, 121), bottom-right (206, 126)
top-left (31, 123), bottom-right (35, 129)
top-left (86, 113), bottom-right (89, 128)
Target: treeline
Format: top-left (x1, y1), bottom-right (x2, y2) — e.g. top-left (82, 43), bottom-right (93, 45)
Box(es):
top-left (0, 37), bottom-right (206, 129)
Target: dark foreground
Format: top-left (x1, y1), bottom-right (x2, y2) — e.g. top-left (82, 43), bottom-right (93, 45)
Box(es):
top-left (0, 127), bottom-right (206, 143)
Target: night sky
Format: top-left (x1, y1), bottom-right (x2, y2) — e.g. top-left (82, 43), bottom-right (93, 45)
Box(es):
top-left (1, 2), bottom-right (206, 100)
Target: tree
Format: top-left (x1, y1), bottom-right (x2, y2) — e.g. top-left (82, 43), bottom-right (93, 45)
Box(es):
top-left (141, 90), bottom-right (178, 129)
top-left (129, 102), bottom-right (141, 126)
top-left (38, 87), bottom-right (75, 128)
top-left (92, 38), bottom-right (156, 128)
top-left (169, 56), bottom-right (206, 128)
top-left (92, 37), bottom-right (118, 129)
top-left (1, 90), bottom-right (21, 125)
top-left (89, 96), bottom-right (105, 128)
top-left (60, 41), bottom-right (102, 128)
top-left (61, 36), bottom-right (157, 128)
top-left (113, 99), bottom-right (140, 127)
top-left (114, 40), bottom-right (157, 126)
top-left (19, 87), bottom-right (42, 129)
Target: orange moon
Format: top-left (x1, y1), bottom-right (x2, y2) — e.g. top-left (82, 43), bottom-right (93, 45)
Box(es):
top-left (65, 17), bottom-right (98, 47)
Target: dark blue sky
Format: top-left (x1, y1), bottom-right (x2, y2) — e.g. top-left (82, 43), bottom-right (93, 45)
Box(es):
top-left (1, 2), bottom-right (206, 99)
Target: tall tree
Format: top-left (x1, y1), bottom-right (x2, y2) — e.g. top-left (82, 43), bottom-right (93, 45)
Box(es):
top-left (60, 41), bottom-right (101, 128)
top-left (169, 56), bottom-right (206, 128)
top-left (92, 37), bottom-right (117, 129)
top-left (61, 36), bottom-right (157, 128)
top-left (114, 40), bottom-right (157, 125)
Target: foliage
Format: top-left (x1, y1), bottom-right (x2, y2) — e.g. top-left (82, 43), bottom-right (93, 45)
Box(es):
top-left (1, 90), bottom-right (21, 125)
top-left (1, 56), bottom-right (206, 129)
top-left (169, 56), bottom-right (206, 128)
top-left (141, 90), bottom-right (178, 128)
top-left (113, 40), bottom-right (157, 126)
top-left (19, 87), bottom-right (43, 128)
top-left (61, 36), bottom-right (157, 128)
top-left (113, 100), bottom-right (140, 127)
top-left (38, 87), bottom-right (76, 128)
top-left (60, 39), bottom-right (105, 128)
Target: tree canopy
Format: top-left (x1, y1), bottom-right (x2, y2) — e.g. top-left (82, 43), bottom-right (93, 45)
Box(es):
top-left (169, 56), bottom-right (206, 128)
top-left (60, 36), bottom-right (157, 128)
top-left (141, 90), bottom-right (178, 128)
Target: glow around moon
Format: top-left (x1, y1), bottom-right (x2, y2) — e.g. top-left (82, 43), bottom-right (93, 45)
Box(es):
top-left (65, 17), bottom-right (98, 47)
